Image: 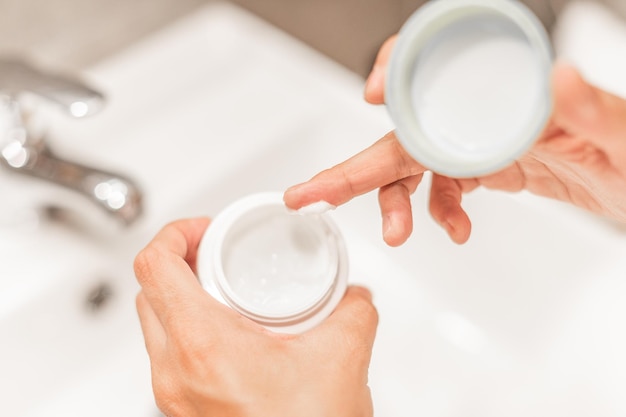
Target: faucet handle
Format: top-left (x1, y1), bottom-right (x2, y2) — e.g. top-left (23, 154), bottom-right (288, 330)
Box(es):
top-left (0, 58), bottom-right (104, 118)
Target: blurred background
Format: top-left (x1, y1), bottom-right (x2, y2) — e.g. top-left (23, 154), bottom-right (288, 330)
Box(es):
top-left (2, 1), bottom-right (626, 416)
top-left (0, 0), bottom-right (587, 78)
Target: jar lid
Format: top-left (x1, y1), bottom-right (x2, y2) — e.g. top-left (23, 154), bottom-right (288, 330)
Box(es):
top-left (196, 192), bottom-right (348, 333)
top-left (386, 0), bottom-right (553, 177)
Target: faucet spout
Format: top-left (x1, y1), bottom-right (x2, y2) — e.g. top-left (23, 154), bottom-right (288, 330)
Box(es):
top-left (1, 138), bottom-right (142, 225)
top-left (0, 58), bottom-right (104, 118)
top-left (0, 60), bottom-right (143, 226)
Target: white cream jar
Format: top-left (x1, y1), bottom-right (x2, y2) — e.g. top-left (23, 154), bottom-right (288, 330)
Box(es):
top-left (196, 192), bottom-right (348, 334)
top-left (386, 0), bottom-right (553, 177)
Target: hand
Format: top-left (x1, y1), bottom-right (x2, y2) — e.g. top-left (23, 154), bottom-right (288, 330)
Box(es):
top-left (284, 36), bottom-right (626, 246)
top-left (134, 218), bottom-right (378, 417)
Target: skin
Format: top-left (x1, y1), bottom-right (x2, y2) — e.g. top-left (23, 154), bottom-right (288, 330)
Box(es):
top-left (135, 36), bottom-right (626, 417)
top-left (134, 218), bottom-right (378, 417)
top-left (284, 36), bottom-right (626, 246)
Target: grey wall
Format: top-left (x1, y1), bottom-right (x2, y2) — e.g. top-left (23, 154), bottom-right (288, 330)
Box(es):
top-left (0, 0), bottom-right (205, 72)
top-left (230, 0), bottom-right (559, 77)
top-left (0, 0), bottom-right (563, 77)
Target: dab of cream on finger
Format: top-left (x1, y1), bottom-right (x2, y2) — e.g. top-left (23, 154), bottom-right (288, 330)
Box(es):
top-left (289, 201), bottom-right (336, 215)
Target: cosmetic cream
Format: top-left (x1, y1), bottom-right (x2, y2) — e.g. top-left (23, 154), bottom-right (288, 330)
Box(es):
top-left (196, 192), bottom-right (348, 333)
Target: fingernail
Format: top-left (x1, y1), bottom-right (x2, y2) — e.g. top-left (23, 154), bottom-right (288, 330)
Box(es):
top-left (441, 219), bottom-right (455, 237)
top-left (349, 286), bottom-right (373, 302)
top-left (283, 183), bottom-right (305, 209)
top-left (365, 67), bottom-right (382, 95)
top-left (443, 220), bottom-right (467, 244)
top-left (285, 182), bottom-right (306, 197)
top-left (382, 214), bottom-right (394, 239)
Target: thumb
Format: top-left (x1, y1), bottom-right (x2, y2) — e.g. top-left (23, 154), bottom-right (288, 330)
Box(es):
top-left (309, 286), bottom-right (379, 355)
top-left (552, 61), bottom-right (626, 153)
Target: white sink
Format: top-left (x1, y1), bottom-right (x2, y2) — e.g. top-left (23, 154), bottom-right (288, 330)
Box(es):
top-left (2, 2), bottom-right (626, 416)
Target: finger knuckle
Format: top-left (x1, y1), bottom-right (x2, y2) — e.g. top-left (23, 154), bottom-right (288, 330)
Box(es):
top-left (153, 379), bottom-right (185, 417)
top-left (390, 137), bottom-right (421, 178)
top-left (171, 331), bottom-right (219, 375)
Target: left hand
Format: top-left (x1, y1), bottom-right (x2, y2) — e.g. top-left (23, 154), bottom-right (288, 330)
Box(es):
top-left (134, 218), bottom-right (378, 417)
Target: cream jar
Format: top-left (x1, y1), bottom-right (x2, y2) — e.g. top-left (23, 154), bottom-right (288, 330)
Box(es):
top-left (386, 0), bottom-right (553, 177)
top-left (196, 192), bottom-right (348, 334)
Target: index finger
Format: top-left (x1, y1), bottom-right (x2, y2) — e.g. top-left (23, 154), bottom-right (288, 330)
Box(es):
top-left (133, 218), bottom-right (212, 326)
top-left (284, 131), bottom-right (425, 209)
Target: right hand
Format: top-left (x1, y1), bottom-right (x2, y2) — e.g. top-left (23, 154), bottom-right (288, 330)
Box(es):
top-left (285, 37), bottom-right (626, 246)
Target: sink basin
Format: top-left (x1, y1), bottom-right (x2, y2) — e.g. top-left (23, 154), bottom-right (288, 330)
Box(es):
top-left (2, 2), bottom-right (626, 416)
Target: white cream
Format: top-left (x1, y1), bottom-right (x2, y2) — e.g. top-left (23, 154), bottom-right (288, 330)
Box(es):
top-left (221, 210), bottom-right (335, 316)
top-left (292, 201), bottom-right (336, 216)
top-left (411, 15), bottom-right (543, 159)
top-left (197, 192), bottom-right (349, 333)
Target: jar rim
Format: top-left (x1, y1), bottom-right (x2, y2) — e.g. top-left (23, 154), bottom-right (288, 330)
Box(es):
top-left (197, 192), bottom-right (349, 333)
top-left (386, 0), bottom-right (553, 178)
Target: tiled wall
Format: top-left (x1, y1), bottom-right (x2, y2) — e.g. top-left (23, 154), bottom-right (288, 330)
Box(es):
top-left (0, 0), bottom-right (571, 77)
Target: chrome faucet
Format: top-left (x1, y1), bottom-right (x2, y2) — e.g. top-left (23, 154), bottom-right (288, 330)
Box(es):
top-left (0, 59), bottom-right (142, 226)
